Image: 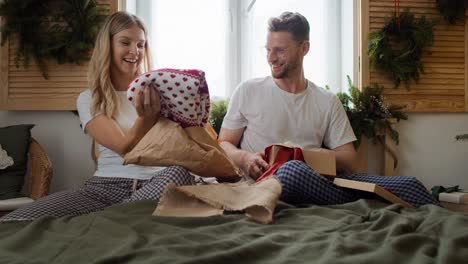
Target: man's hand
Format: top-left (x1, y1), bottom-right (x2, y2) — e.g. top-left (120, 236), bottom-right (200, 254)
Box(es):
top-left (218, 127), bottom-right (271, 179)
top-left (242, 152), bottom-right (270, 180)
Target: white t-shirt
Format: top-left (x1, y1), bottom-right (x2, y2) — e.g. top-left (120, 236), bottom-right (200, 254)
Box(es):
top-left (222, 76), bottom-right (356, 153)
top-left (76, 89), bottom-right (165, 180)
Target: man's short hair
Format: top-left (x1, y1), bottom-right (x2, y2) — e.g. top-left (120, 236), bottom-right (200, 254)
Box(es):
top-left (268, 12), bottom-right (310, 43)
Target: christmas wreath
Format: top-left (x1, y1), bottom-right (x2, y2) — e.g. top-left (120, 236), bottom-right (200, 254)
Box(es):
top-left (367, 9), bottom-right (436, 88)
top-left (0, 0), bottom-right (106, 79)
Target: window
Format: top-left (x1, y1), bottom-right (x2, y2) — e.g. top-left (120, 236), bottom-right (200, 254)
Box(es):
top-left (240, 0), bottom-right (356, 93)
top-left (127, 0), bottom-right (355, 98)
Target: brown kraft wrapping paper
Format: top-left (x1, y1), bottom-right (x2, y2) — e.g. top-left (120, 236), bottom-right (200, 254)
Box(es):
top-left (124, 117), bottom-right (241, 180)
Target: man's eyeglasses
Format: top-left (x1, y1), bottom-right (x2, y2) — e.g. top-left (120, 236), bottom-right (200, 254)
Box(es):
top-left (263, 42), bottom-right (304, 58)
top-left (263, 47), bottom-right (289, 57)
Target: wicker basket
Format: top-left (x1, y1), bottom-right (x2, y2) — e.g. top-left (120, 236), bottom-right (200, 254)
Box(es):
top-left (27, 138), bottom-right (53, 200)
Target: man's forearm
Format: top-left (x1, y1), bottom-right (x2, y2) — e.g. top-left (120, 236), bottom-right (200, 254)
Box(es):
top-left (335, 150), bottom-right (356, 174)
top-left (219, 141), bottom-right (248, 168)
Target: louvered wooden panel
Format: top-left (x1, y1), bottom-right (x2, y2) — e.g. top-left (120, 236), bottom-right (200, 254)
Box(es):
top-left (363, 0), bottom-right (468, 112)
top-left (0, 0), bottom-right (118, 110)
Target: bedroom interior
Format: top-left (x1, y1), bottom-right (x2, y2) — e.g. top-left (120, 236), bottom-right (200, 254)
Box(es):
top-left (1, 0), bottom-right (467, 194)
top-left (0, 0), bottom-right (467, 262)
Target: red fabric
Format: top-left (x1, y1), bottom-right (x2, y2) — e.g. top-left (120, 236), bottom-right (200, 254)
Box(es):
top-left (395, 0), bottom-right (400, 31)
top-left (256, 145), bottom-right (304, 182)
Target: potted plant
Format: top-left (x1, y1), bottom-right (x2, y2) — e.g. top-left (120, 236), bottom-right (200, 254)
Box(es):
top-left (336, 76), bottom-right (408, 148)
top-left (208, 100), bottom-right (228, 135)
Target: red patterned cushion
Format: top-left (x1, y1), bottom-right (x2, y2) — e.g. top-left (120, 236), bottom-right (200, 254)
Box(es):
top-left (127, 69), bottom-right (210, 128)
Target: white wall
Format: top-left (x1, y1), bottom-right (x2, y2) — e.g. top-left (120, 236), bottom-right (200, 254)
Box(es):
top-left (0, 111), bottom-right (95, 192)
top-left (341, 0), bottom-right (354, 91)
top-left (1, 111), bottom-right (467, 192)
top-left (393, 113), bottom-right (468, 190)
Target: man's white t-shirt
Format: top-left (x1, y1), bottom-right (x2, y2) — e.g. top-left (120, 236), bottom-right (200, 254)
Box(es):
top-left (76, 89), bottom-right (165, 180)
top-left (222, 76), bottom-right (356, 153)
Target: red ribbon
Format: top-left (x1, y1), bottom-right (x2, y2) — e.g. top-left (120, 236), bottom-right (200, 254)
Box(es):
top-left (256, 145), bottom-right (304, 182)
top-left (395, 0), bottom-right (400, 31)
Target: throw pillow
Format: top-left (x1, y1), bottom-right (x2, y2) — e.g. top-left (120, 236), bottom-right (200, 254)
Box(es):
top-left (0, 144), bottom-right (14, 170)
top-left (0, 124), bottom-right (35, 200)
top-left (127, 68), bottom-right (210, 128)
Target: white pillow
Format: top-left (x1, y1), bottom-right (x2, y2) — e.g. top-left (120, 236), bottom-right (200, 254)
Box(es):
top-left (0, 197), bottom-right (34, 210)
top-left (0, 144), bottom-right (14, 170)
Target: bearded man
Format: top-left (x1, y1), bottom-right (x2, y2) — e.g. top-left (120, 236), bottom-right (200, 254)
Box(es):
top-left (218, 12), bottom-right (438, 207)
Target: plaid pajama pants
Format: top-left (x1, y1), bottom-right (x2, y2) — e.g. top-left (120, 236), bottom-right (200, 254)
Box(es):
top-left (276, 160), bottom-right (440, 207)
top-left (0, 166), bottom-right (195, 222)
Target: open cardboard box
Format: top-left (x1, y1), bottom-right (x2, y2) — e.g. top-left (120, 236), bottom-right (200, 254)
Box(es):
top-left (333, 178), bottom-right (413, 208)
top-left (268, 143), bottom-right (336, 176)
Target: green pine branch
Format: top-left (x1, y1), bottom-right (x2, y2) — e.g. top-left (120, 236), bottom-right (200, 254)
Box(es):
top-left (0, 0), bottom-right (106, 79)
top-left (367, 9), bottom-right (436, 89)
top-left (436, 0), bottom-right (466, 24)
top-left (209, 100), bottom-right (228, 135)
top-left (336, 76), bottom-right (408, 148)
top-left (455, 134), bottom-right (468, 141)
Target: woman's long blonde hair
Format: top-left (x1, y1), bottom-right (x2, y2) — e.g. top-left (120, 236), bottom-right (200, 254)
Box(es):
top-left (88, 11), bottom-right (153, 117)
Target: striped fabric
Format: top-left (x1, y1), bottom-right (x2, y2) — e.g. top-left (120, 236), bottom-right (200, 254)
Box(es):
top-left (0, 166), bottom-right (194, 222)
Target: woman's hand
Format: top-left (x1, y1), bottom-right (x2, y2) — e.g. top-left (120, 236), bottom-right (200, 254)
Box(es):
top-left (85, 86), bottom-right (161, 156)
top-left (134, 86), bottom-right (160, 124)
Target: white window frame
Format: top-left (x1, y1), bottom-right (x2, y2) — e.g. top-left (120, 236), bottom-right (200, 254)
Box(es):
top-left (123, 0), bottom-right (360, 97)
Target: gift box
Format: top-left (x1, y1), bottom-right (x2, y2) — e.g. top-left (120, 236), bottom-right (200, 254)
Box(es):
top-left (257, 143), bottom-right (336, 182)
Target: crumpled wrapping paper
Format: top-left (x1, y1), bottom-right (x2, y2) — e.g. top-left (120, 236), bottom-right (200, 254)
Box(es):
top-left (154, 176), bottom-right (282, 224)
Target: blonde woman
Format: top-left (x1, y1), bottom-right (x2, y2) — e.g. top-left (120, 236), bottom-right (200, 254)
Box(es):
top-left (1, 12), bottom-right (194, 222)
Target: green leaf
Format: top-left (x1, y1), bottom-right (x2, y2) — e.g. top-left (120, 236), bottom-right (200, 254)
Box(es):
top-left (331, 76), bottom-right (408, 147)
top-left (209, 100), bottom-right (229, 135)
top-left (0, 0), bottom-right (105, 78)
top-left (367, 9), bottom-right (435, 89)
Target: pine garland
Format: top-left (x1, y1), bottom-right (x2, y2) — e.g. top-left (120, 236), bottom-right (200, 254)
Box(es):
top-left (336, 76), bottom-right (408, 149)
top-left (455, 134), bottom-right (468, 141)
top-left (0, 0), bottom-right (106, 79)
top-left (436, 0), bottom-right (466, 24)
top-left (367, 9), bottom-right (436, 89)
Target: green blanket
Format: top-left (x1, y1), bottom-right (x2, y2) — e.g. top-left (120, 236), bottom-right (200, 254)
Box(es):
top-left (0, 200), bottom-right (467, 264)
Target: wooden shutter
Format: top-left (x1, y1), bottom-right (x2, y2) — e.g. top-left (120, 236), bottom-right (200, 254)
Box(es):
top-left (0, 0), bottom-right (118, 110)
top-left (361, 0), bottom-right (468, 112)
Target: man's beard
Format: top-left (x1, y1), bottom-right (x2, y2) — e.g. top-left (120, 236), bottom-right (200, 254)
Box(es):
top-left (271, 62), bottom-right (296, 79)
top-left (271, 65), bottom-right (289, 79)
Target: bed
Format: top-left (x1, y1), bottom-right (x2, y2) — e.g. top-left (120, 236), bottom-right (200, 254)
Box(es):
top-left (0, 199), bottom-right (467, 263)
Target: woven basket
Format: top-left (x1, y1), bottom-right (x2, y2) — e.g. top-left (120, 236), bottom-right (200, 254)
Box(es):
top-left (27, 138), bottom-right (53, 200)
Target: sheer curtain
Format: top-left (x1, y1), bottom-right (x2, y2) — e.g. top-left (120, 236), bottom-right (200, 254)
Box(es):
top-left (125, 0), bottom-right (354, 97)
top-left (127, 0), bottom-right (229, 98)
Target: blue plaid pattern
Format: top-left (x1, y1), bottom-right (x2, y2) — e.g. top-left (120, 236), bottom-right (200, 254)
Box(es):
top-left (275, 160), bottom-right (439, 207)
top-left (0, 166), bottom-right (194, 222)
top-left (125, 165), bottom-right (195, 202)
top-left (276, 160), bottom-right (360, 205)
